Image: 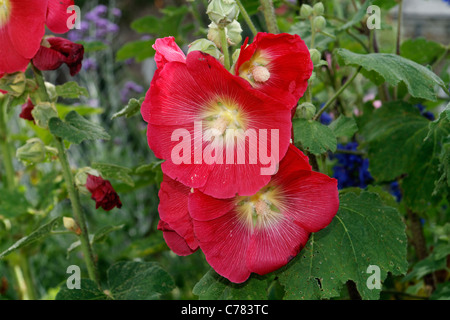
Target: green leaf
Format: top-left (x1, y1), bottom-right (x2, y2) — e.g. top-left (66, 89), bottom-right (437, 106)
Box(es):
top-left (111, 97), bottom-right (144, 120)
top-left (400, 38), bottom-right (446, 66)
top-left (56, 279), bottom-right (107, 300)
top-left (0, 189), bottom-right (30, 218)
top-left (107, 261), bottom-right (175, 300)
top-left (76, 40), bottom-right (108, 53)
top-left (49, 111), bottom-right (110, 144)
top-left (91, 162), bottom-right (135, 187)
top-left (335, 48), bottom-right (448, 100)
top-left (55, 82), bottom-right (89, 99)
top-left (0, 217), bottom-right (62, 259)
top-left (56, 104), bottom-right (104, 119)
top-left (116, 39), bottom-right (156, 62)
top-left (278, 192), bottom-right (407, 300)
top-left (329, 115), bottom-right (358, 138)
top-left (431, 282), bottom-right (450, 300)
top-left (193, 269), bottom-right (269, 300)
top-left (293, 119), bottom-right (337, 155)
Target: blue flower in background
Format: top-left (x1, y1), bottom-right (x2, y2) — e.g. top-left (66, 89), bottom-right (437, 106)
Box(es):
top-left (389, 181), bottom-right (402, 202)
top-left (415, 104), bottom-right (435, 121)
top-left (319, 104), bottom-right (333, 125)
top-left (331, 142), bottom-right (373, 189)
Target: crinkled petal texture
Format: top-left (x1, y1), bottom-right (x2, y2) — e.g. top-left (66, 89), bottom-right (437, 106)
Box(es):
top-left (157, 174), bottom-right (199, 255)
top-left (189, 145), bottom-right (339, 283)
top-left (235, 32), bottom-right (313, 109)
top-left (0, 0), bottom-right (47, 73)
top-left (153, 36), bottom-right (186, 69)
top-left (142, 51), bottom-right (292, 199)
top-left (46, 0), bottom-right (75, 34)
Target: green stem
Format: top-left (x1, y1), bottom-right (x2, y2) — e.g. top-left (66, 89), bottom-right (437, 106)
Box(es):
top-left (219, 27), bottom-right (231, 70)
top-left (395, 0), bottom-right (403, 56)
top-left (236, 0), bottom-right (258, 37)
top-left (17, 253), bottom-right (38, 300)
top-left (55, 137), bottom-right (100, 286)
top-left (313, 67), bottom-right (361, 121)
top-left (309, 16), bottom-right (316, 49)
top-left (31, 65), bottom-right (100, 287)
top-left (0, 97), bottom-right (15, 189)
top-left (260, 0), bottom-right (279, 34)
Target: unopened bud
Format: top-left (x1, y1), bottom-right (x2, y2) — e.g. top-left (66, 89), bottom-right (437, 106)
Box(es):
top-left (313, 2), bottom-right (325, 16)
top-left (309, 49), bottom-right (321, 65)
top-left (45, 82), bottom-right (58, 103)
top-left (63, 217), bottom-right (81, 235)
top-left (296, 102), bottom-right (316, 120)
top-left (188, 39), bottom-right (222, 59)
top-left (207, 20), bottom-right (242, 49)
top-left (31, 102), bottom-right (58, 129)
top-left (75, 167), bottom-right (101, 195)
top-left (207, 0), bottom-right (240, 27)
top-left (16, 138), bottom-right (46, 165)
top-left (0, 72), bottom-right (26, 97)
top-left (300, 4), bottom-right (313, 19)
top-left (313, 16), bottom-right (326, 32)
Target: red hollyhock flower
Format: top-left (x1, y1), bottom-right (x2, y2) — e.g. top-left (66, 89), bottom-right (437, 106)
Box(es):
top-left (189, 145), bottom-right (339, 283)
top-left (0, 0), bottom-right (48, 74)
top-left (19, 98), bottom-right (35, 122)
top-left (235, 32), bottom-right (313, 109)
top-left (86, 174), bottom-right (122, 211)
top-left (142, 51), bottom-right (292, 199)
top-left (46, 0), bottom-right (75, 34)
top-left (153, 36), bottom-right (186, 69)
top-left (32, 37), bottom-right (84, 76)
top-left (157, 175), bottom-right (199, 256)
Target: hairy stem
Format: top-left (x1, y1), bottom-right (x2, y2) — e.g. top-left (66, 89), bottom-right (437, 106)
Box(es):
top-left (236, 0), bottom-right (258, 37)
top-left (0, 97), bottom-right (15, 189)
top-left (219, 27), bottom-right (231, 70)
top-left (260, 0), bottom-right (279, 34)
top-left (313, 67), bottom-right (361, 121)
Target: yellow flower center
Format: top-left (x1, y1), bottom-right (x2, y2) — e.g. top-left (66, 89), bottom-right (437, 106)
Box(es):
top-left (238, 50), bottom-right (271, 86)
top-left (236, 185), bottom-right (285, 231)
top-left (0, 0), bottom-right (11, 28)
top-left (202, 98), bottom-right (247, 135)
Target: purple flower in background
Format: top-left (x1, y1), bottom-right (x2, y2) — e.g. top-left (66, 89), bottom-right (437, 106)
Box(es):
top-left (331, 142), bottom-right (373, 189)
top-left (68, 5), bottom-right (120, 42)
top-left (83, 58), bottom-right (97, 71)
top-left (120, 81), bottom-right (144, 103)
top-left (389, 181), bottom-right (402, 202)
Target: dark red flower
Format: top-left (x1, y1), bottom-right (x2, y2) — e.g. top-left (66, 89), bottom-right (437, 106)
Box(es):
top-left (0, 0), bottom-right (48, 74)
top-left (235, 32), bottom-right (313, 109)
top-left (189, 145), bottom-right (339, 283)
top-left (86, 174), bottom-right (122, 211)
top-left (142, 50), bottom-right (292, 199)
top-left (19, 98), bottom-right (35, 122)
top-left (32, 37), bottom-right (84, 76)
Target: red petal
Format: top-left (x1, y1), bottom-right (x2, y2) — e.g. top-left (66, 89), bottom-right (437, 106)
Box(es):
top-left (158, 220), bottom-right (197, 256)
top-left (153, 36), bottom-right (186, 69)
top-left (246, 217), bottom-right (310, 276)
top-left (158, 175), bottom-right (198, 251)
top-left (0, 29), bottom-right (30, 73)
top-left (193, 210), bottom-right (252, 283)
top-left (46, 0), bottom-right (75, 34)
top-left (235, 32), bottom-right (313, 108)
top-left (32, 46), bottom-right (65, 71)
top-left (8, 0), bottom-right (47, 59)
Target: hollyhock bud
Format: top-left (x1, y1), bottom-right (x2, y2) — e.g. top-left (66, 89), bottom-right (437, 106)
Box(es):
top-left (85, 174), bottom-right (122, 211)
top-left (19, 98), bottom-right (35, 122)
top-left (207, 0), bottom-right (240, 27)
top-left (313, 16), bottom-right (326, 32)
top-left (75, 167), bottom-right (102, 195)
top-left (309, 49), bottom-right (321, 65)
top-left (0, 72), bottom-right (26, 97)
top-left (33, 37), bottom-right (85, 76)
top-left (63, 217), bottom-right (81, 235)
top-left (31, 102), bottom-right (58, 129)
top-left (207, 20), bottom-right (242, 48)
top-left (188, 39), bottom-right (222, 59)
top-left (313, 2), bottom-right (325, 16)
top-left (300, 4), bottom-right (313, 18)
top-left (16, 138), bottom-right (46, 165)
top-left (296, 102), bottom-right (316, 120)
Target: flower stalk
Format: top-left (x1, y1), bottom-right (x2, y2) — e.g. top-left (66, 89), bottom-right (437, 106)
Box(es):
top-left (235, 0), bottom-right (258, 37)
top-left (260, 0), bottom-right (279, 34)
